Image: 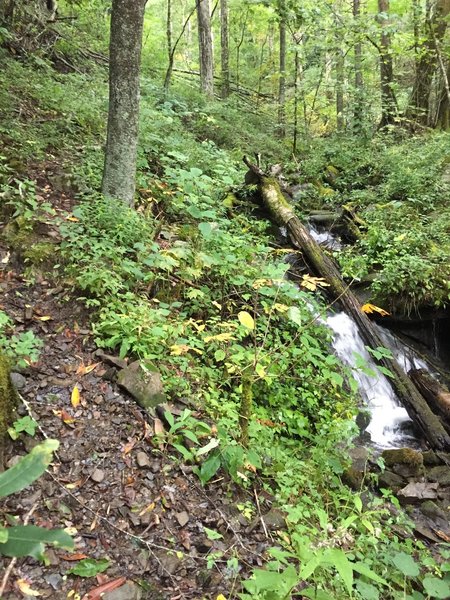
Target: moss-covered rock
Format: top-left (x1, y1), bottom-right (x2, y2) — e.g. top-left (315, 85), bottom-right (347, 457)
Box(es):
top-left (0, 354), bottom-right (17, 468)
top-left (381, 448), bottom-right (423, 469)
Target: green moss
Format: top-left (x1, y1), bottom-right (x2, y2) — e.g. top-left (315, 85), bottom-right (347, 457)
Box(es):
top-left (0, 354), bottom-right (17, 467)
top-left (24, 241), bottom-right (57, 266)
top-left (381, 448), bottom-right (424, 468)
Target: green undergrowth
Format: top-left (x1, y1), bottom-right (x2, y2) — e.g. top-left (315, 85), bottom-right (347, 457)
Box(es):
top-left (296, 133), bottom-right (450, 312)
top-left (1, 47), bottom-right (450, 599)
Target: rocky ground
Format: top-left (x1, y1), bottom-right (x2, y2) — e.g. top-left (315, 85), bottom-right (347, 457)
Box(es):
top-left (0, 169), bottom-right (279, 600)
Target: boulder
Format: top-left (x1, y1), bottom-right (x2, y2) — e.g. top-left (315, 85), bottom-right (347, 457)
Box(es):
top-left (381, 448), bottom-right (423, 469)
top-left (117, 361), bottom-right (165, 411)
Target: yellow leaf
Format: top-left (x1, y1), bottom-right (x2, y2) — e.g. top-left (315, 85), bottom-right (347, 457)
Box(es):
top-left (65, 216), bottom-right (79, 222)
top-left (35, 315), bottom-right (53, 321)
top-left (71, 386), bottom-right (80, 408)
top-left (217, 595), bottom-right (228, 600)
top-left (238, 311), bottom-right (255, 330)
top-left (76, 362), bottom-right (100, 375)
top-left (361, 303), bottom-right (390, 317)
top-left (204, 332), bottom-right (234, 342)
top-left (301, 274), bottom-right (331, 291)
top-left (17, 579), bottom-right (42, 597)
top-left (273, 303), bottom-right (289, 313)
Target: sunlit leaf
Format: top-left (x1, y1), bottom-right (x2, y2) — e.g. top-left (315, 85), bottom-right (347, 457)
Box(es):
top-left (16, 579), bottom-right (42, 596)
top-left (238, 311), bottom-right (255, 330)
top-left (361, 303), bottom-right (390, 316)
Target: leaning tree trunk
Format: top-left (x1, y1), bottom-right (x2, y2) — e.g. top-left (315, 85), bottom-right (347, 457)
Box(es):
top-left (410, 370), bottom-right (450, 433)
top-left (377, 0), bottom-right (398, 128)
top-left (243, 158), bottom-right (450, 451)
top-left (197, 0), bottom-right (214, 97)
top-left (102, 0), bottom-right (146, 207)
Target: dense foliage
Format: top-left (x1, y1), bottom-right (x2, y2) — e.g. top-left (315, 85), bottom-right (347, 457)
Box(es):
top-left (1, 1), bottom-right (450, 598)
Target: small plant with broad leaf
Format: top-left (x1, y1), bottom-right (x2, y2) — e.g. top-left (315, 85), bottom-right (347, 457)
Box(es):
top-left (0, 439), bottom-right (74, 560)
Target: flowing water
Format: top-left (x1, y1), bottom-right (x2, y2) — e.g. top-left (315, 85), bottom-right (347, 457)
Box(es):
top-left (307, 223), bottom-right (429, 449)
top-left (326, 311), bottom-right (427, 449)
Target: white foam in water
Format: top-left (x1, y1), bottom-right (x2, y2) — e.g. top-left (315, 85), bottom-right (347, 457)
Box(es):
top-left (309, 224), bottom-right (342, 250)
top-left (326, 312), bottom-right (415, 448)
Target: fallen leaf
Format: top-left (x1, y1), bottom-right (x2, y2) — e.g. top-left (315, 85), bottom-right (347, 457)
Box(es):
top-left (62, 553), bottom-right (89, 561)
top-left (139, 502), bottom-right (155, 516)
top-left (16, 579), bottom-right (42, 597)
top-left (122, 439), bottom-right (137, 455)
top-left (53, 408), bottom-right (76, 425)
top-left (76, 362), bottom-right (100, 376)
top-left (71, 386), bottom-right (81, 408)
top-left (361, 303), bottom-right (390, 317)
top-left (81, 577), bottom-right (127, 600)
top-left (35, 315), bottom-right (53, 321)
top-left (66, 215), bottom-right (80, 222)
top-left (153, 418), bottom-right (165, 436)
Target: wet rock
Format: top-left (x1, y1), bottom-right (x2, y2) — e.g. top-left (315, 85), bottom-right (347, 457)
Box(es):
top-left (422, 450), bottom-right (442, 466)
top-left (10, 372), bottom-right (26, 390)
top-left (420, 500), bottom-right (448, 521)
top-left (397, 481), bottom-right (438, 504)
top-left (382, 448), bottom-right (423, 469)
top-left (117, 361), bottom-right (165, 411)
top-left (426, 465), bottom-right (450, 486)
top-left (342, 467), bottom-right (364, 490)
top-left (136, 451), bottom-right (151, 468)
top-left (91, 468), bottom-right (105, 483)
top-left (175, 510), bottom-right (189, 527)
top-left (348, 446), bottom-right (370, 471)
top-left (355, 410), bottom-right (371, 433)
top-left (378, 470), bottom-right (406, 492)
top-left (103, 582), bottom-right (142, 600)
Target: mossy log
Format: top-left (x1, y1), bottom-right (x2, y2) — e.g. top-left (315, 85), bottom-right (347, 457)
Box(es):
top-left (0, 355), bottom-right (17, 469)
top-left (410, 369), bottom-right (450, 432)
top-left (243, 157), bottom-right (450, 451)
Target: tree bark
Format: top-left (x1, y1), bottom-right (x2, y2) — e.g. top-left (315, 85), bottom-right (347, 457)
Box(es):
top-left (220, 0), bottom-right (229, 98)
top-left (334, 2), bottom-right (345, 132)
top-left (407, 0), bottom-right (450, 127)
top-left (377, 0), bottom-right (398, 128)
top-left (410, 369), bottom-right (450, 431)
top-left (353, 0), bottom-right (364, 130)
top-left (278, 0), bottom-right (287, 137)
top-left (197, 0), bottom-right (214, 97)
top-left (102, 0), bottom-right (146, 207)
top-left (243, 158), bottom-right (450, 451)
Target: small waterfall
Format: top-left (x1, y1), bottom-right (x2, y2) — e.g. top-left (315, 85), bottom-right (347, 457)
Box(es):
top-left (326, 312), bottom-right (420, 448)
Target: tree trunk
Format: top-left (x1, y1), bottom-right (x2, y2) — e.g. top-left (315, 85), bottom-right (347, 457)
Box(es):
top-left (278, 0), bottom-right (286, 137)
top-left (243, 158), bottom-right (450, 451)
top-left (220, 0), bottom-right (229, 98)
top-left (353, 0), bottom-right (364, 130)
top-left (436, 64), bottom-right (450, 129)
top-left (407, 0), bottom-right (450, 127)
top-left (163, 0), bottom-right (173, 92)
top-left (197, 0), bottom-right (214, 97)
top-left (377, 0), bottom-right (398, 128)
top-left (410, 369), bottom-right (450, 431)
top-left (334, 1), bottom-right (345, 132)
top-left (102, 0), bottom-right (146, 207)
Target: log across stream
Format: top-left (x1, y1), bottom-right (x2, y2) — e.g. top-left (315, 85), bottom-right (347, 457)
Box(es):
top-left (243, 157), bottom-right (450, 451)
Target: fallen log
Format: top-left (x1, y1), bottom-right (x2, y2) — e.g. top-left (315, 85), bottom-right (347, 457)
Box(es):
top-left (243, 157), bottom-right (450, 451)
top-left (409, 369), bottom-right (450, 432)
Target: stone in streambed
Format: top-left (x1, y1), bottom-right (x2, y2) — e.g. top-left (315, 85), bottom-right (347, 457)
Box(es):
top-left (103, 582), bottom-right (142, 600)
top-left (117, 361), bottom-right (165, 411)
top-left (378, 470), bottom-right (406, 492)
top-left (382, 448), bottom-right (424, 478)
top-left (426, 465), bottom-right (450, 486)
top-left (397, 481), bottom-right (438, 504)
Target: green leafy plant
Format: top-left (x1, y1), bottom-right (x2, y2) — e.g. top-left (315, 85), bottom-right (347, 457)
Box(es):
top-left (0, 440), bottom-right (74, 560)
top-left (0, 310), bottom-right (42, 368)
top-left (8, 415), bottom-right (38, 439)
